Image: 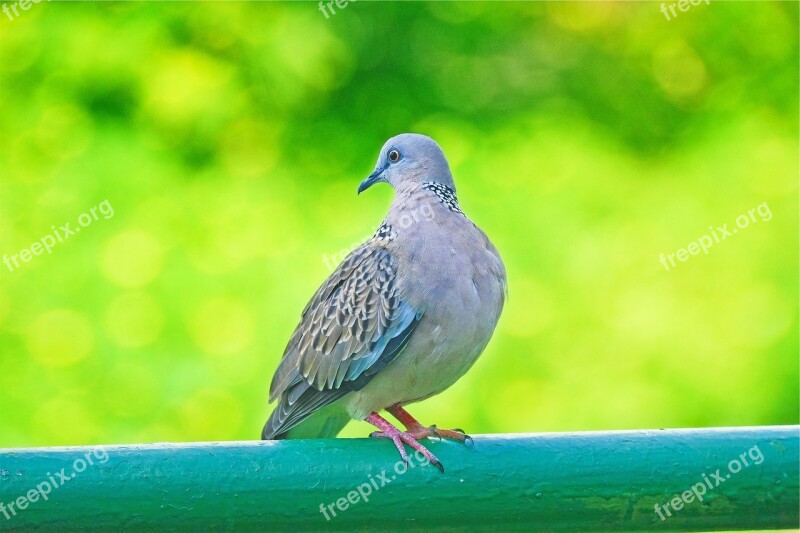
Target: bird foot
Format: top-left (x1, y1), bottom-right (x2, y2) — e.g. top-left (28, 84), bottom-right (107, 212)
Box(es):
top-left (366, 412), bottom-right (444, 472)
top-left (386, 404), bottom-right (474, 446)
top-left (404, 424), bottom-right (474, 446)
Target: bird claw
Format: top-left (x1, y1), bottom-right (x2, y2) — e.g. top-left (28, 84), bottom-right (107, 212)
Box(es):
top-left (370, 426), bottom-right (444, 473)
top-left (448, 428), bottom-right (473, 446)
top-left (420, 425), bottom-right (473, 446)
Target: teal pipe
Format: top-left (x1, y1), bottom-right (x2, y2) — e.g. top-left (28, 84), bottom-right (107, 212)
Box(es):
top-left (0, 426), bottom-right (797, 531)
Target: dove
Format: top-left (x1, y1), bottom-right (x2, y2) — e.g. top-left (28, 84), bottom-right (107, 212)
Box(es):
top-left (262, 133), bottom-right (506, 472)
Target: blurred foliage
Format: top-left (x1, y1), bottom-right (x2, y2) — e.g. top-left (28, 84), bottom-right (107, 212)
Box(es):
top-left (0, 1), bottom-right (797, 447)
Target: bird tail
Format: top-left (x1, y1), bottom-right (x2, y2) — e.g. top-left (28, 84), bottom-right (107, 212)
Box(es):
top-left (262, 403), bottom-right (351, 440)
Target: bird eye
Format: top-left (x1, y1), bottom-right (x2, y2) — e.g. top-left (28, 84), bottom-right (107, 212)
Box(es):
top-left (388, 149), bottom-right (401, 163)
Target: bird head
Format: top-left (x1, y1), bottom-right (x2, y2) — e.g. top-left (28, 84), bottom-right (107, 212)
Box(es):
top-left (358, 133), bottom-right (455, 194)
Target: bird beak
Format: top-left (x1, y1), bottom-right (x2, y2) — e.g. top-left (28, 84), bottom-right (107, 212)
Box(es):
top-left (358, 165), bottom-right (387, 194)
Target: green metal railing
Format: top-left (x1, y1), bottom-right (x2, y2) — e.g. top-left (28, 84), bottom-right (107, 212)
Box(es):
top-left (0, 426), bottom-right (797, 531)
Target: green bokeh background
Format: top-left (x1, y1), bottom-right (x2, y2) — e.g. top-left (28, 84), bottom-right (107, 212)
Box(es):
top-left (0, 1), bottom-right (797, 447)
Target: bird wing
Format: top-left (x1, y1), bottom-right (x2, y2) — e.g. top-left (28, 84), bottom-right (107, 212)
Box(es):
top-left (263, 242), bottom-right (421, 439)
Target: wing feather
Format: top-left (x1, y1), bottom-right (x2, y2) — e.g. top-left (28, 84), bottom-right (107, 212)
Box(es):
top-left (262, 243), bottom-right (421, 439)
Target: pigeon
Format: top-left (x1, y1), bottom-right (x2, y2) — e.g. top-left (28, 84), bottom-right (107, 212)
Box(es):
top-left (262, 133), bottom-right (507, 472)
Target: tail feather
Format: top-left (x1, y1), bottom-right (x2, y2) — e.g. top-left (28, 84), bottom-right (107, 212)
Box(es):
top-left (262, 402), bottom-right (350, 440)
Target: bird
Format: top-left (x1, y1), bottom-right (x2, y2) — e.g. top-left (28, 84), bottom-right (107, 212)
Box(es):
top-left (261, 133), bottom-right (507, 472)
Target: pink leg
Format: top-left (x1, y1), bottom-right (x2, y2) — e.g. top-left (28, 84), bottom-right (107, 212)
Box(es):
top-left (387, 404), bottom-right (473, 444)
top-left (365, 412), bottom-right (444, 473)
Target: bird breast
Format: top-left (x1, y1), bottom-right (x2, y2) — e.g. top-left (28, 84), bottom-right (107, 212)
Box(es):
top-left (344, 210), bottom-right (506, 418)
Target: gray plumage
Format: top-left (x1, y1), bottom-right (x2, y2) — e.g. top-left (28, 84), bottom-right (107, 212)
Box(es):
top-left (263, 133), bottom-right (506, 440)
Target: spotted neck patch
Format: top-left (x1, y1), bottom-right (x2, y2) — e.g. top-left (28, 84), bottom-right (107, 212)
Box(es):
top-left (422, 182), bottom-right (463, 214)
top-left (372, 222), bottom-right (395, 241)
